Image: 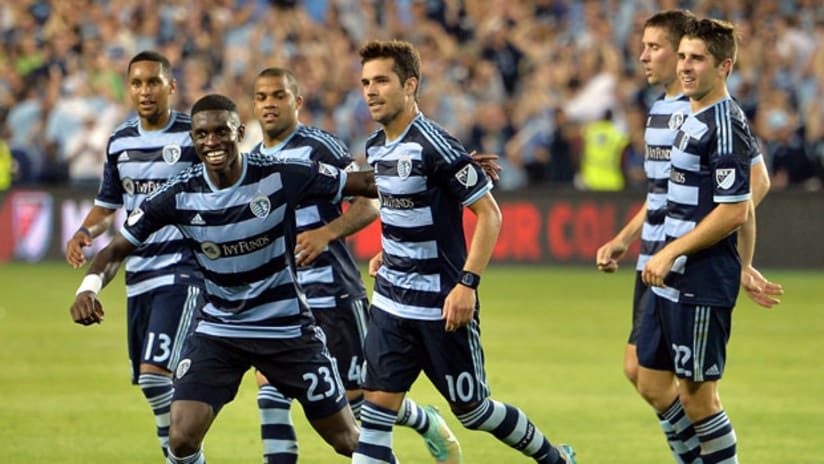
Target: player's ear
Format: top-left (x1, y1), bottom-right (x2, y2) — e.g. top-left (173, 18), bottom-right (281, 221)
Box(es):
top-left (168, 78), bottom-right (176, 95)
top-left (236, 122), bottom-right (245, 142)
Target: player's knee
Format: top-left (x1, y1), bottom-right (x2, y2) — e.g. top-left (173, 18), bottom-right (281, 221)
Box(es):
top-left (635, 381), bottom-right (668, 410)
top-left (623, 361), bottom-right (639, 386)
top-left (167, 428), bottom-right (200, 458)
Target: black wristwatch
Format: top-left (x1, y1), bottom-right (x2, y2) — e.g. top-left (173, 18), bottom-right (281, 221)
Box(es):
top-left (458, 270), bottom-right (481, 289)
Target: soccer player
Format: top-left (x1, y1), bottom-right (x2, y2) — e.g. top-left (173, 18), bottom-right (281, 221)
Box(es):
top-left (249, 67), bottom-right (461, 464)
top-left (70, 94), bottom-right (377, 464)
top-left (65, 50), bottom-right (204, 459)
top-left (351, 39), bottom-right (576, 464)
top-left (595, 10), bottom-right (782, 462)
top-left (637, 18), bottom-right (760, 463)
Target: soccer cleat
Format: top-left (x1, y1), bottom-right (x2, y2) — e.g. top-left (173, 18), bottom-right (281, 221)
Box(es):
top-left (555, 443), bottom-right (576, 464)
top-left (421, 405), bottom-right (462, 463)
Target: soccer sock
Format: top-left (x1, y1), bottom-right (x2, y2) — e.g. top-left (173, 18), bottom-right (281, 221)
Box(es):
top-left (352, 401), bottom-right (398, 464)
top-left (659, 397), bottom-right (701, 463)
top-left (257, 384), bottom-right (298, 464)
top-left (349, 393), bottom-right (365, 421)
top-left (138, 373), bottom-right (173, 458)
top-left (694, 410), bottom-right (737, 464)
top-left (394, 397), bottom-right (430, 433)
top-left (658, 418), bottom-right (686, 464)
top-left (166, 449), bottom-right (206, 464)
top-left (456, 399), bottom-right (559, 464)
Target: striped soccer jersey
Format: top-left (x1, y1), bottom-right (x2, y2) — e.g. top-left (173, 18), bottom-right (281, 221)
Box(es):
top-left (637, 93), bottom-right (691, 271)
top-left (121, 153), bottom-right (348, 339)
top-left (250, 125), bottom-right (367, 309)
top-left (366, 113), bottom-right (493, 321)
top-left (653, 97), bottom-right (755, 307)
top-left (96, 111), bottom-right (201, 296)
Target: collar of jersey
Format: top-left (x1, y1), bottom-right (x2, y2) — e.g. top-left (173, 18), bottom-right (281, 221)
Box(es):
top-left (202, 153), bottom-right (249, 193)
top-left (137, 111), bottom-right (177, 136)
top-left (258, 124), bottom-right (301, 156)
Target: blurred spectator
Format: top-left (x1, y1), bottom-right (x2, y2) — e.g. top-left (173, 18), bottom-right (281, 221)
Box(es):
top-left (577, 109), bottom-right (629, 191)
top-left (1, 0), bottom-right (823, 192)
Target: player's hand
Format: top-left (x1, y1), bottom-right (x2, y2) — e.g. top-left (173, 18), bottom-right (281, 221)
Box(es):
top-left (368, 252), bottom-right (383, 277)
top-left (71, 292), bottom-right (105, 325)
top-left (442, 284), bottom-right (476, 332)
top-left (741, 265), bottom-right (783, 308)
top-left (469, 150), bottom-right (502, 182)
top-left (294, 227), bottom-right (335, 267)
top-left (596, 238), bottom-right (627, 273)
top-left (642, 250), bottom-right (675, 288)
top-left (66, 231), bottom-right (93, 269)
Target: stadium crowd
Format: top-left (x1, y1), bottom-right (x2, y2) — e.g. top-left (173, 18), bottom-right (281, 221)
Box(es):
top-left (2, 0), bottom-right (824, 191)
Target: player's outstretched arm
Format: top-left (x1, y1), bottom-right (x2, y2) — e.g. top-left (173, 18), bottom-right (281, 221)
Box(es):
top-left (70, 234), bottom-right (136, 326)
top-left (596, 201), bottom-right (647, 273)
top-left (66, 206), bottom-right (117, 269)
top-left (443, 192), bottom-right (501, 332)
top-left (295, 196), bottom-right (379, 267)
top-left (342, 171), bottom-right (377, 199)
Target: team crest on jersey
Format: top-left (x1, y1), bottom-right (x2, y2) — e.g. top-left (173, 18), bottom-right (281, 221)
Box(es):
top-left (201, 241), bottom-right (221, 259)
top-left (454, 164), bottom-right (478, 188)
top-left (122, 177), bottom-right (135, 195)
top-left (250, 195), bottom-right (271, 218)
top-left (127, 208), bottom-right (144, 226)
top-left (715, 168), bottom-right (735, 190)
top-left (162, 144), bottom-right (181, 164)
top-left (668, 111), bottom-right (686, 130)
top-left (176, 359), bottom-right (191, 379)
top-left (397, 155), bottom-right (412, 180)
top-left (318, 162), bottom-right (338, 178)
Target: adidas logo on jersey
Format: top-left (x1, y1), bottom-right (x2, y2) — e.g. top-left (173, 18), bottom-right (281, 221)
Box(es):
top-left (191, 214), bottom-right (206, 225)
top-left (118, 151), bottom-right (130, 162)
top-left (705, 364), bottom-right (721, 376)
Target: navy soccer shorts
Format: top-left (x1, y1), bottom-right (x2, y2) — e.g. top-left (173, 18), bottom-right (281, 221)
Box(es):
top-left (628, 271), bottom-right (653, 344)
top-left (636, 295), bottom-right (733, 382)
top-left (312, 298), bottom-right (369, 391)
top-left (362, 307), bottom-right (491, 406)
top-left (173, 328), bottom-right (348, 419)
top-left (126, 283), bottom-right (202, 384)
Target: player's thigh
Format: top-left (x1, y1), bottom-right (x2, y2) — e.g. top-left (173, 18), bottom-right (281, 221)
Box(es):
top-left (254, 326), bottom-right (348, 421)
top-left (361, 307), bottom-right (425, 394)
top-left (420, 316), bottom-right (490, 406)
top-left (173, 333), bottom-right (250, 414)
top-left (313, 298), bottom-right (369, 390)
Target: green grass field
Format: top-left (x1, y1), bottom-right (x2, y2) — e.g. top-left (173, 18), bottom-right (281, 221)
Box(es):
top-left (0, 262), bottom-right (821, 463)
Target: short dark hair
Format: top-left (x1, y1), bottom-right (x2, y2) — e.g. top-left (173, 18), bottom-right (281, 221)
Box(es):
top-left (358, 39), bottom-right (421, 97)
top-left (683, 17), bottom-right (738, 67)
top-left (643, 10), bottom-right (697, 50)
top-left (256, 67), bottom-right (301, 96)
top-left (128, 50), bottom-right (173, 80)
top-left (191, 94), bottom-right (237, 116)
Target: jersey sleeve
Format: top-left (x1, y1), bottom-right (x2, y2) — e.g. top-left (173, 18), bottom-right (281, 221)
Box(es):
top-left (120, 186), bottom-right (177, 246)
top-left (280, 160), bottom-right (348, 208)
top-left (429, 132), bottom-right (493, 206)
top-left (95, 138), bottom-right (125, 209)
top-left (711, 117), bottom-right (752, 203)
